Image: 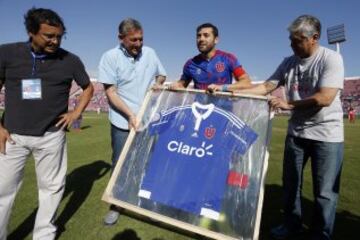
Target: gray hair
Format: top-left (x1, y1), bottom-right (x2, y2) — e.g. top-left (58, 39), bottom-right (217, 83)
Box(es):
top-left (288, 15), bottom-right (321, 38)
top-left (118, 18), bottom-right (142, 36)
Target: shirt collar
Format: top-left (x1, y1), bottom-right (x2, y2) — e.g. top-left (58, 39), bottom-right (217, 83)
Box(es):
top-left (27, 41), bottom-right (58, 59)
top-left (119, 44), bottom-right (142, 61)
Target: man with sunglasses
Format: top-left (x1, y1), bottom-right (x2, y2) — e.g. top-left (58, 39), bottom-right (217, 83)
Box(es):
top-left (0, 8), bottom-right (93, 239)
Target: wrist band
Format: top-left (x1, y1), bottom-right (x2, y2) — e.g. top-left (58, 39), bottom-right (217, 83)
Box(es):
top-left (222, 84), bottom-right (228, 92)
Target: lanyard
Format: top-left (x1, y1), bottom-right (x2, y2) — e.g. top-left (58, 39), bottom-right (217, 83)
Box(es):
top-left (30, 51), bottom-right (46, 77)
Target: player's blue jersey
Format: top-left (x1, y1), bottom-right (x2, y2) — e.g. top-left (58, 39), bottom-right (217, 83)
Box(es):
top-left (138, 102), bottom-right (258, 220)
top-left (181, 50), bottom-right (246, 90)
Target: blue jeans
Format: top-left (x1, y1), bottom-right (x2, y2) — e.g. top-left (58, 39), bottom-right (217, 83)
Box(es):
top-left (110, 124), bottom-right (129, 171)
top-left (282, 135), bottom-right (343, 239)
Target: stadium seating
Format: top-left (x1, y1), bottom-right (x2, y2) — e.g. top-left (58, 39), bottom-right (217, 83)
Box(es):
top-left (342, 77), bottom-right (360, 114)
top-left (68, 81), bottom-right (109, 112)
top-left (0, 77), bottom-right (359, 114)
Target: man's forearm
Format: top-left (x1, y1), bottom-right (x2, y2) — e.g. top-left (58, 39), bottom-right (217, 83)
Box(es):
top-left (229, 74), bottom-right (252, 91)
top-left (237, 81), bottom-right (277, 96)
top-left (289, 89), bottom-right (338, 109)
top-left (105, 85), bottom-right (135, 118)
top-left (270, 87), bottom-right (339, 111)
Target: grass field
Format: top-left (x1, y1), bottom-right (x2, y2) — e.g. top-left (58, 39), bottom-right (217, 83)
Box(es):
top-left (6, 113), bottom-right (360, 240)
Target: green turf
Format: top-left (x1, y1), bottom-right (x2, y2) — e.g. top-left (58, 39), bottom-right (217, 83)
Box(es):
top-left (6, 113), bottom-right (360, 240)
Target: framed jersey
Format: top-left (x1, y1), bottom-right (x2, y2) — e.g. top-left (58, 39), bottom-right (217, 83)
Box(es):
top-left (102, 88), bottom-right (271, 240)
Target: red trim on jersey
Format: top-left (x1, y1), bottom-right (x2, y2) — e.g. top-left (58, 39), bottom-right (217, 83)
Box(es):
top-left (233, 66), bottom-right (246, 78)
top-left (227, 171), bottom-right (249, 189)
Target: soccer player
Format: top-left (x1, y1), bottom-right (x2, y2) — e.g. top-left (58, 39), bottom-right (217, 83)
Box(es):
top-left (170, 23), bottom-right (252, 92)
top-left (98, 18), bottom-right (166, 226)
top-left (239, 15), bottom-right (344, 240)
top-left (0, 8), bottom-right (93, 239)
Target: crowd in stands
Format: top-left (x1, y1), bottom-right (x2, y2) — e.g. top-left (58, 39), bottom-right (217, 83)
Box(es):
top-left (68, 81), bottom-right (109, 113)
top-left (342, 77), bottom-right (360, 115)
top-left (0, 90), bottom-right (4, 109)
top-left (1, 77), bottom-right (359, 116)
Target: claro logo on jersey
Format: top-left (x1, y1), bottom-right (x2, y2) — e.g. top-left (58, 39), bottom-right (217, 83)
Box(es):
top-left (167, 141), bottom-right (213, 158)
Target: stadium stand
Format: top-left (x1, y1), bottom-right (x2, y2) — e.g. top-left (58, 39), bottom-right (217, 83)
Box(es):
top-left (0, 77), bottom-right (359, 115)
top-left (0, 88), bottom-right (4, 109)
top-left (342, 76), bottom-right (360, 115)
top-left (68, 79), bottom-right (109, 112)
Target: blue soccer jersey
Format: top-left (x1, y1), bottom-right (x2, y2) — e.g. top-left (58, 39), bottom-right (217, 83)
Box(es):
top-left (138, 102), bottom-right (258, 220)
top-left (181, 50), bottom-right (247, 90)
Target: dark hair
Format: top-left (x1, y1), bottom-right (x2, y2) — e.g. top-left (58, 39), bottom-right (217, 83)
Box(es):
top-left (118, 18), bottom-right (142, 36)
top-left (196, 23), bottom-right (219, 37)
top-left (24, 7), bottom-right (66, 34)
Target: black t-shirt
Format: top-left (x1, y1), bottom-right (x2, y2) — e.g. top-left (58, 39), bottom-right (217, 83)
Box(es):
top-left (0, 42), bottom-right (90, 136)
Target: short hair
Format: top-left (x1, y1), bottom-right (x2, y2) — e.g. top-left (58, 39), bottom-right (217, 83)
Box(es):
top-left (118, 18), bottom-right (142, 36)
top-left (196, 23), bottom-right (219, 37)
top-left (24, 7), bottom-right (66, 34)
top-left (288, 15), bottom-right (321, 39)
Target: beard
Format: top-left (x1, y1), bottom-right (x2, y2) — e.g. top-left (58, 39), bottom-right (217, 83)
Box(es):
top-left (198, 43), bottom-right (215, 55)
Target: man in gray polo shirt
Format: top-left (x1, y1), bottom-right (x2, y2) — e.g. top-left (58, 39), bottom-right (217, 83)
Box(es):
top-left (239, 15), bottom-right (344, 240)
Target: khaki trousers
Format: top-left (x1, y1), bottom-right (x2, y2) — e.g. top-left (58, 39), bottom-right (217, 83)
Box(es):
top-left (0, 130), bottom-right (67, 240)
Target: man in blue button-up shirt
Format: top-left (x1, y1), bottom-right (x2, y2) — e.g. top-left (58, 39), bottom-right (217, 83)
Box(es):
top-left (98, 18), bottom-right (166, 226)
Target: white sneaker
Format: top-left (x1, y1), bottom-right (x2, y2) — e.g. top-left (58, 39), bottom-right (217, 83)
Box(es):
top-left (103, 209), bottom-right (120, 225)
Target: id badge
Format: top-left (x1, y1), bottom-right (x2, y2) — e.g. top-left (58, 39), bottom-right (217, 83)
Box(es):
top-left (22, 79), bottom-right (42, 100)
